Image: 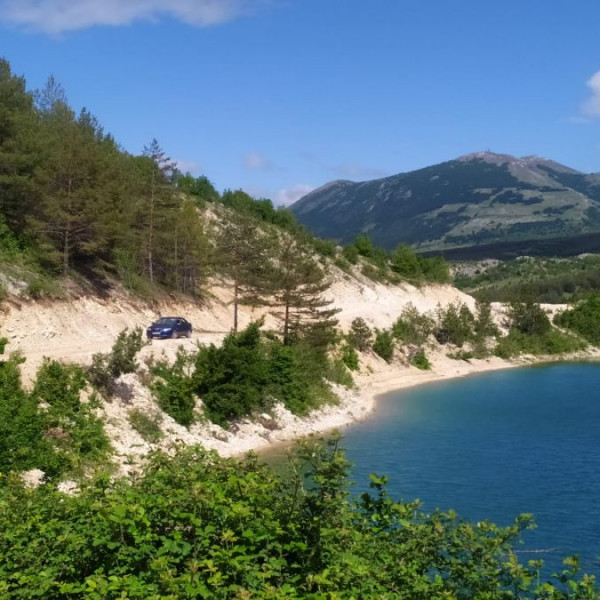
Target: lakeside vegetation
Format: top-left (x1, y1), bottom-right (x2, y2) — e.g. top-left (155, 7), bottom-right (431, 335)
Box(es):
top-left (2, 438), bottom-right (600, 599)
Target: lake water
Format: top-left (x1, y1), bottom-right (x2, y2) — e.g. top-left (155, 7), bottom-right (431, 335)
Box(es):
top-left (339, 363), bottom-right (600, 574)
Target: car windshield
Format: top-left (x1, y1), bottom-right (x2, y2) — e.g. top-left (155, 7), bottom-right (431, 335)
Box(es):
top-left (155, 318), bottom-right (177, 326)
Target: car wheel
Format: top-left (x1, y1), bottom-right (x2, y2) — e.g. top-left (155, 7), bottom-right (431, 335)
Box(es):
top-left (171, 330), bottom-right (178, 339)
top-left (186, 330), bottom-right (192, 338)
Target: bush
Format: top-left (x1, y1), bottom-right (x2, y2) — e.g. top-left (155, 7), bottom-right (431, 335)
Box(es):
top-left (151, 349), bottom-right (198, 427)
top-left (392, 303), bottom-right (434, 345)
top-left (435, 302), bottom-right (476, 347)
top-left (0, 441), bottom-right (594, 598)
top-left (195, 322), bottom-right (270, 426)
top-left (0, 358), bottom-right (110, 479)
top-left (347, 317), bottom-right (373, 351)
top-left (411, 348), bottom-right (431, 370)
top-left (341, 343), bottom-right (359, 371)
top-left (128, 408), bottom-right (163, 443)
top-left (494, 328), bottom-right (585, 359)
top-left (88, 327), bottom-right (146, 391)
top-left (372, 329), bottom-right (394, 362)
top-left (342, 244), bottom-right (359, 264)
top-left (508, 300), bottom-right (551, 336)
top-left (554, 295), bottom-right (600, 346)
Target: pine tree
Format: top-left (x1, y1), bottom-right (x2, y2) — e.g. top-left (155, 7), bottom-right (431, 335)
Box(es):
top-left (216, 210), bottom-right (274, 331)
top-left (137, 138), bottom-right (178, 284)
top-left (270, 237), bottom-right (339, 345)
top-left (33, 83), bottom-right (108, 273)
top-left (0, 59), bottom-right (40, 237)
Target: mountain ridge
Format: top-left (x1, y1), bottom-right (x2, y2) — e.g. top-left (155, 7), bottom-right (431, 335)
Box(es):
top-left (291, 151), bottom-right (600, 258)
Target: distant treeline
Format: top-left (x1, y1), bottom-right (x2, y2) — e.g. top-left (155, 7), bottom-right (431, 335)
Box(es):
top-left (456, 255), bottom-right (600, 303)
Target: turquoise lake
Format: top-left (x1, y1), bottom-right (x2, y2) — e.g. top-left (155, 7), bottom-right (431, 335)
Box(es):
top-left (336, 363), bottom-right (600, 574)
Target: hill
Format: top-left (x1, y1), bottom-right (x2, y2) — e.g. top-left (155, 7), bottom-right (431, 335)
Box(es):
top-left (291, 151), bottom-right (600, 258)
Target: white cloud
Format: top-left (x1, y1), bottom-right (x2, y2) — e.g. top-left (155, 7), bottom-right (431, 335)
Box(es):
top-left (0, 0), bottom-right (272, 34)
top-left (582, 70), bottom-right (600, 118)
top-left (275, 184), bottom-right (314, 206)
top-left (243, 151), bottom-right (272, 171)
top-left (174, 158), bottom-right (200, 174)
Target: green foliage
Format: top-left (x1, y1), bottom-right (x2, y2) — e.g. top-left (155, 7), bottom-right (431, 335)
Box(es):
top-left (311, 237), bottom-right (337, 257)
top-left (508, 300), bottom-right (552, 336)
top-left (342, 243), bottom-right (359, 264)
top-left (435, 302), bottom-right (476, 346)
top-left (174, 172), bottom-right (220, 203)
top-left (392, 303), bottom-right (434, 346)
top-left (88, 327), bottom-right (145, 391)
top-left (419, 254), bottom-right (452, 283)
top-left (221, 189), bottom-right (306, 235)
top-left (0, 355), bottom-right (50, 475)
top-left (0, 440), bottom-right (597, 598)
top-left (353, 234), bottom-right (375, 257)
top-left (411, 348), bottom-right (431, 370)
top-left (390, 243), bottom-right (421, 279)
top-left (32, 360), bottom-right (110, 475)
top-left (0, 356), bottom-right (109, 479)
top-left (347, 317), bottom-right (373, 351)
top-left (195, 322), bottom-right (271, 425)
top-left (128, 408), bottom-right (163, 443)
top-left (457, 255), bottom-right (600, 304)
top-left (151, 348), bottom-right (197, 426)
top-left (391, 244), bottom-right (451, 284)
top-left (372, 328), bottom-right (395, 362)
top-left (554, 295), bottom-right (600, 346)
top-left (494, 328), bottom-right (585, 358)
top-left (25, 275), bottom-right (62, 299)
top-left (340, 342), bottom-right (359, 371)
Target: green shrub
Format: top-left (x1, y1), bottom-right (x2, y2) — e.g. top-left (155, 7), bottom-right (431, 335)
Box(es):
top-left (411, 348), bottom-right (431, 370)
top-left (88, 327), bottom-right (146, 391)
top-left (342, 244), bottom-right (359, 264)
top-left (494, 328), bottom-right (585, 358)
top-left (435, 302), bottom-right (476, 347)
top-left (324, 357), bottom-right (355, 388)
top-left (128, 408), bottom-right (163, 443)
top-left (392, 303), bottom-right (434, 345)
top-left (554, 295), bottom-right (600, 346)
top-left (508, 300), bottom-right (551, 336)
top-left (26, 276), bottom-right (62, 299)
top-left (0, 441), bottom-right (592, 598)
top-left (341, 343), bottom-right (359, 371)
top-left (354, 234), bottom-right (375, 257)
top-left (152, 348), bottom-right (197, 427)
top-left (372, 329), bottom-right (394, 362)
top-left (195, 322), bottom-right (270, 426)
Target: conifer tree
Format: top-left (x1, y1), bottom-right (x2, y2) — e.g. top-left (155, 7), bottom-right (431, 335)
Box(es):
top-left (136, 138), bottom-right (178, 284)
top-left (216, 210), bottom-right (273, 331)
top-left (269, 237), bottom-right (339, 345)
top-left (0, 59), bottom-right (40, 236)
top-left (33, 82), bottom-right (108, 272)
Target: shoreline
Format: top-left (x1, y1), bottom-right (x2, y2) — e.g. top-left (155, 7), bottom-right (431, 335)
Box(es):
top-left (200, 348), bottom-right (600, 459)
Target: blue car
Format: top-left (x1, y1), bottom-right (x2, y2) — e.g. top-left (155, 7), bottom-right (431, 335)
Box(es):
top-left (146, 316), bottom-right (193, 339)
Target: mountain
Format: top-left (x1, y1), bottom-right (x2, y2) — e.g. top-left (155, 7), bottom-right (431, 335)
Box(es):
top-left (291, 152), bottom-right (600, 259)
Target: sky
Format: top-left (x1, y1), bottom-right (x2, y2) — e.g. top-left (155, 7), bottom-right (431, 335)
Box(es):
top-left (1, 0), bottom-right (600, 205)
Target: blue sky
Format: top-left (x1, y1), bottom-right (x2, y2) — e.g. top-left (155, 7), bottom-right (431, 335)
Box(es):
top-left (1, 0), bottom-right (600, 205)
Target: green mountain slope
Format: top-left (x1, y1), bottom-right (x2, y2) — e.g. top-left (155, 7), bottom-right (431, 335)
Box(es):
top-left (291, 152), bottom-right (600, 257)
